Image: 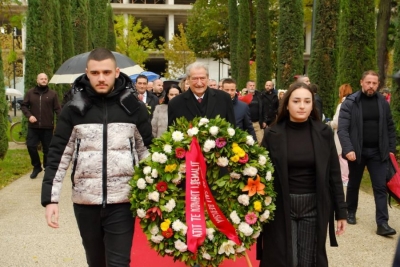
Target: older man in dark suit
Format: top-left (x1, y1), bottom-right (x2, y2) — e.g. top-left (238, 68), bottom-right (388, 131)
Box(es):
top-left (168, 62), bottom-right (235, 126)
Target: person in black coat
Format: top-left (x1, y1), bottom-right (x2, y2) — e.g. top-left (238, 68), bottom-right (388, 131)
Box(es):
top-left (259, 82), bottom-right (347, 267)
top-left (168, 62), bottom-right (235, 126)
top-left (135, 74), bottom-right (159, 118)
top-left (221, 78), bottom-right (256, 140)
top-left (338, 70), bottom-right (397, 236)
top-left (261, 80), bottom-right (279, 126)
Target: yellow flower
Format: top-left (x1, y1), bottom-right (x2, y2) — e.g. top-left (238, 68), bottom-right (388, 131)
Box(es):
top-left (232, 145), bottom-right (245, 158)
top-left (237, 149), bottom-right (245, 158)
top-left (165, 164), bottom-right (177, 173)
top-left (230, 155), bottom-right (240, 162)
top-left (232, 143), bottom-right (239, 148)
top-left (254, 201), bottom-right (262, 212)
top-left (160, 219), bottom-right (171, 231)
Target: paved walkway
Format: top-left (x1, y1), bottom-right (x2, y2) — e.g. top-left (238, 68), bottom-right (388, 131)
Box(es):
top-left (0, 167), bottom-right (399, 266)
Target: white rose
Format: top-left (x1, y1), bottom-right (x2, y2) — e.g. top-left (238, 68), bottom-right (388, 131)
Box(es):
top-left (218, 240), bottom-right (236, 256)
top-left (181, 224), bottom-right (188, 235)
top-left (151, 169), bottom-right (158, 178)
top-left (209, 126), bottom-right (219, 136)
top-left (172, 131), bottom-right (184, 142)
top-left (179, 163), bottom-right (186, 173)
top-left (206, 228), bottom-right (215, 241)
top-left (217, 157), bottom-right (229, 167)
top-left (164, 199), bottom-right (176, 212)
top-left (143, 166), bottom-right (152, 175)
top-left (202, 252), bottom-right (211, 260)
top-left (243, 166), bottom-right (258, 177)
top-left (264, 196), bottom-right (272, 206)
top-left (238, 194), bottom-right (250, 206)
top-left (150, 225), bottom-right (160, 235)
top-left (198, 118), bottom-right (209, 126)
top-left (165, 249), bottom-right (174, 254)
top-left (236, 244), bottom-right (246, 253)
top-left (266, 171), bottom-right (272, 181)
top-left (203, 139), bottom-right (216, 152)
top-left (137, 208), bottom-right (146, 218)
top-left (187, 127), bottom-right (199, 136)
top-left (172, 173), bottom-right (182, 185)
top-left (258, 155), bottom-right (267, 166)
top-left (230, 172), bottom-right (241, 179)
top-left (172, 220), bottom-right (184, 232)
top-left (151, 234), bottom-right (164, 243)
top-left (137, 178), bottom-right (147, 189)
top-left (260, 210), bottom-right (270, 222)
top-left (238, 222), bottom-right (254, 236)
top-left (158, 153), bottom-right (168, 164)
top-left (227, 128), bottom-right (235, 137)
top-left (175, 239), bottom-right (188, 252)
top-left (246, 135), bottom-right (255, 146)
top-left (163, 144), bottom-right (172, 154)
top-left (148, 191), bottom-right (160, 202)
top-left (252, 231), bottom-right (261, 239)
top-left (151, 153), bottom-right (160, 163)
top-left (145, 176), bottom-right (154, 184)
top-left (229, 210), bottom-right (241, 224)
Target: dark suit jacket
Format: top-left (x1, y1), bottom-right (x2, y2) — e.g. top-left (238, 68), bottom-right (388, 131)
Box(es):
top-left (259, 119), bottom-right (346, 267)
top-left (145, 91), bottom-right (159, 118)
top-left (168, 88), bottom-right (235, 126)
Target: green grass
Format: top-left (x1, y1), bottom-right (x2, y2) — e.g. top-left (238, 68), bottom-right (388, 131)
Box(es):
top-left (0, 149), bottom-right (32, 189)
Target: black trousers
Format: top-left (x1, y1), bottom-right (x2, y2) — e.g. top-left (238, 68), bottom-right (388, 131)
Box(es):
top-left (73, 203), bottom-right (135, 267)
top-left (26, 128), bottom-right (53, 169)
top-left (290, 193), bottom-right (317, 267)
top-left (346, 147), bottom-right (389, 225)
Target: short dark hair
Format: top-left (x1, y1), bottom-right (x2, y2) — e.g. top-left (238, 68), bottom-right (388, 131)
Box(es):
top-left (361, 70), bottom-right (379, 80)
top-left (86, 48), bottom-right (116, 67)
top-left (135, 74), bottom-right (148, 83)
top-left (309, 83), bottom-right (318, 94)
top-left (222, 78), bottom-right (236, 86)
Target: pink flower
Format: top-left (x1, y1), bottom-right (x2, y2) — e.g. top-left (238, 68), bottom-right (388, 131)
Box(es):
top-left (215, 137), bottom-right (227, 148)
top-left (245, 212), bottom-right (258, 225)
top-left (175, 147), bottom-right (186, 159)
top-left (238, 153), bottom-right (249, 164)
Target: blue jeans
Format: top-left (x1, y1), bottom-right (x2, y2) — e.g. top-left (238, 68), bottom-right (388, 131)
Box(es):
top-left (73, 203), bottom-right (135, 267)
top-left (346, 147), bottom-right (389, 225)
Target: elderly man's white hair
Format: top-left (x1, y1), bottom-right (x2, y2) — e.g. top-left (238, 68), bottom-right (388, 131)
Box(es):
top-left (186, 62), bottom-right (209, 77)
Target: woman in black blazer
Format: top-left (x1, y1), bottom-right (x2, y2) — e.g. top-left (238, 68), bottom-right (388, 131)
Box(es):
top-left (258, 82), bottom-right (347, 267)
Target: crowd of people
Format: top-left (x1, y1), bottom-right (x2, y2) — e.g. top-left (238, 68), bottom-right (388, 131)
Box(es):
top-left (21, 48), bottom-right (397, 267)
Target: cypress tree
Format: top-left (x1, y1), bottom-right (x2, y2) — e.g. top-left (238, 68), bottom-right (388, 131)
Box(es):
top-left (25, 0), bottom-right (54, 91)
top-left (336, 0), bottom-right (376, 90)
top-left (52, 0), bottom-right (64, 100)
top-left (376, 0), bottom-right (391, 89)
top-left (228, 0), bottom-right (239, 80)
top-left (0, 46), bottom-right (9, 159)
top-left (307, 0), bottom-right (340, 118)
top-left (236, 0), bottom-right (251, 90)
top-left (60, 0), bottom-right (75, 59)
top-left (106, 4), bottom-right (116, 51)
top-left (89, 0), bottom-right (108, 48)
top-left (71, 0), bottom-right (89, 54)
top-left (391, 7), bottom-right (400, 146)
top-left (255, 0), bottom-right (271, 91)
top-left (276, 0), bottom-right (304, 89)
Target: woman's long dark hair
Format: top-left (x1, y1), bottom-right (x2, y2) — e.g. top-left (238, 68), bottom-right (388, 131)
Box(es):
top-left (164, 84), bottom-right (182, 104)
top-left (275, 82), bottom-right (320, 123)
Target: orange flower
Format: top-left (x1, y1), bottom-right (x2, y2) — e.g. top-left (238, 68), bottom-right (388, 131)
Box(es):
top-left (242, 175), bottom-right (265, 196)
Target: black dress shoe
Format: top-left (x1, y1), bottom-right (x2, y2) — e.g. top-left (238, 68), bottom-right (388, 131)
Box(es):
top-left (347, 212), bottom-right (356, 225)
top-left (377, 223), bottom-right (396, 236)
top-left (30, 168), bottom-right (43, 179)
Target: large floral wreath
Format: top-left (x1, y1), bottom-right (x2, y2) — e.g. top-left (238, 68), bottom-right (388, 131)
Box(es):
top-left (130, 116), bottom-right (276, 267)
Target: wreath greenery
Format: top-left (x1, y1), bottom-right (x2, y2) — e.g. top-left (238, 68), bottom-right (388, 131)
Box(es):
top-left (130, 116), bottom-right (276, 267)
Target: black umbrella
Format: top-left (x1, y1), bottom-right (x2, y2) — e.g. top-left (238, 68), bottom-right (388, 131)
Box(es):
top-left (49, 51), bottom-right (144, 84)
top-left (163, 79), bottom-right (180, 91)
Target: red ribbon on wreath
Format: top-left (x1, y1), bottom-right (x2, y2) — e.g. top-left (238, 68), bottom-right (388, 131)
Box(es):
top-left (185, 137), bottom-right (241, 254)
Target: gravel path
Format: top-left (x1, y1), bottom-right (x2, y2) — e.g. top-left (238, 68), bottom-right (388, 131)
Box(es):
top-left (0, 168), bottom-right (399, 266)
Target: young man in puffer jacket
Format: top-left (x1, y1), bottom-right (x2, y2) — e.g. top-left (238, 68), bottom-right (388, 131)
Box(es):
top-left (41, 48), bottom-right (151, 267)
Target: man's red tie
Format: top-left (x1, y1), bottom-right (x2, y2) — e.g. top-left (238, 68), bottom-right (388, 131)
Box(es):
top-left (138, 94), bottom-right (144, 101)
top-left (197, 98), bottom-right (202, 103)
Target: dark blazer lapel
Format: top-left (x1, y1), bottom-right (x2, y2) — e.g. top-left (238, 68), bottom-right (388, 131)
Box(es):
top-left (205, 88), bottom-right (217, 118)
top-left (184, 90), bottom-right (200, 118)
top-left (268, 122), bottom-right (290, 198)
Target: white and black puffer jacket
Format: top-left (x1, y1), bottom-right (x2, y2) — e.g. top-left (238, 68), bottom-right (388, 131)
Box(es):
top-left (41, 73), bottom-right (151, 207)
